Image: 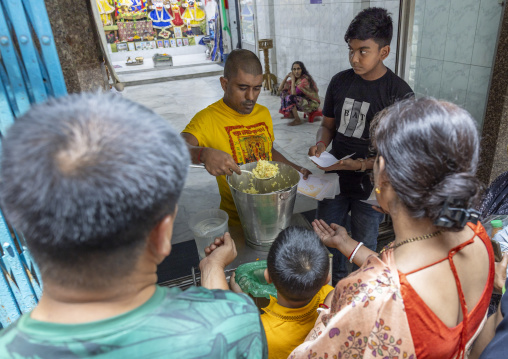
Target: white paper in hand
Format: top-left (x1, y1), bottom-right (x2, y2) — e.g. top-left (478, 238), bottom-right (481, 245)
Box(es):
top-left (297, 173), bottom-right (339, 201)
top-left (309, 152), bottom-right (356, 168)
top-left (309, 151), bottom-right (338, 167)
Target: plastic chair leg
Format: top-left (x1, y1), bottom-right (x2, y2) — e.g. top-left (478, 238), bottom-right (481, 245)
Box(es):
top-left (308, 110), bottom-right (323, 123)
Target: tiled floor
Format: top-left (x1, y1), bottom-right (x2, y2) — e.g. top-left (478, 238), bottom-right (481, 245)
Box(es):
top-left (123, 75), bottom-right (325, 244)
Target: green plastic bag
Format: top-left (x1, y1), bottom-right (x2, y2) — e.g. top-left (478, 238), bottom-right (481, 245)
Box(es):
top-left (235, 260), bottom-right (277, 299)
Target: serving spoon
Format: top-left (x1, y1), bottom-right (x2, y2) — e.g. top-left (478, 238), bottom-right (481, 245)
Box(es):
top-left (189, 164), bottom-right (277, 180)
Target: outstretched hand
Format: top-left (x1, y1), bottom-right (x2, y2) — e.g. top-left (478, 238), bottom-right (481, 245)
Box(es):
top-left (198, 233), bottom-right (237, 290)
top-left (300, 167), bottom-right (312, 180)
top-left (312, 219), bottom-right (350, 249)
top-left (308, 142), bottom-right (327, 158)
top-left (229, 272), bottom-right (243, 294)
top-left (201, 148), bottom-right (241, 177)
top-left (200, 232), bottom-right (237, 270)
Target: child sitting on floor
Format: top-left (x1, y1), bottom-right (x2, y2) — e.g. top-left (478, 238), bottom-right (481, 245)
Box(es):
top-left (231, 226), bottom-right (334, 359)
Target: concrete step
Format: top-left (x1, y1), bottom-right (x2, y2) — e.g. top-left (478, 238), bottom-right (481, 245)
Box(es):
top-left (119, 63), bottom-right (224, 86)
top-left (117, 58), bottom-right (220, 75)
top-left (114, 52), bottom-right (214, 73)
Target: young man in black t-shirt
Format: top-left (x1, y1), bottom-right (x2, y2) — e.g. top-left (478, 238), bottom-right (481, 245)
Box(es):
top-left (308, 7), bottom-right (413, 284)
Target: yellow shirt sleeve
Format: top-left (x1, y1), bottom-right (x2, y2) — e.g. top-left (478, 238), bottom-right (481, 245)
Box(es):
top-left (182, 108), bottom-right (209, 146)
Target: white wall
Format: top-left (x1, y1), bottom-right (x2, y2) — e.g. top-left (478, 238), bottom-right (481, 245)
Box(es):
top-left (254, 0), bottom-right (401, 100)
top-left (408, 0), bottom-right (503, 127)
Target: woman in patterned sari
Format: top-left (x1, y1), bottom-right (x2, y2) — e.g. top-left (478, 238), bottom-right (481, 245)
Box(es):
top-left (278, 61), bottom-right (320, 126)
top-left (290, 97), bottom-right (495, 359)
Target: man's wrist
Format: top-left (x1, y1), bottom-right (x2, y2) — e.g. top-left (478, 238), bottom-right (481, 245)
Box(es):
top-left (334, 237), bottom-right (349, 253)
top-left (197, 147), bottom-right (206, 163)
top-left (356, 159), bottom-right (366, 172)
top-left (199, 147), bottom-right (212, 164)
top-left (291, 163), bottom-right (302, 172)
top-left (199, 258), bottom-right (226, 272)
top-left (339, 237), bottom-right (357, 257)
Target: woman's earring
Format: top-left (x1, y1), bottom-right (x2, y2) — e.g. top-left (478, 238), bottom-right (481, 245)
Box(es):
top-left (375, 187), bottom-right (381, 194)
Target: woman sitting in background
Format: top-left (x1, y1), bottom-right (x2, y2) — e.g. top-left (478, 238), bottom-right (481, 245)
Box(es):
top-left (278, 61), bottom-right (320, 126)
top-left (290, 97), bottom-right (494, 359)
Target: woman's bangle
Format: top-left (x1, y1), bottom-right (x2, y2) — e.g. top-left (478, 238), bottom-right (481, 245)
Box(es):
top-left (348, 242), bottom-right (364, 263)
top-left (197, 147), bottom-right (205, 163)
top-left (316, 141), bottom-right (327, 148)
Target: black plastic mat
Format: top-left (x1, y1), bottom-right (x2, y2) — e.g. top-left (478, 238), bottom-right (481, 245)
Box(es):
top-left (156, 240), bottom-right (200, 284)
top-left (300, 209), bottom-right (317, 224)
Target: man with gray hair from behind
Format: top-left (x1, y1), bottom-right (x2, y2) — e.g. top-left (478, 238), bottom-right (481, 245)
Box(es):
top-left (0, 93), bottom-right (267, 358)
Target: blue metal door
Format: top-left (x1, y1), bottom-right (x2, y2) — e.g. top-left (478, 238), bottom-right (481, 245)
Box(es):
top-left (0, 0), bottom-right (67, 328)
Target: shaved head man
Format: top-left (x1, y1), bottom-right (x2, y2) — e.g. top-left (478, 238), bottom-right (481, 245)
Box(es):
top-left (182, 49), bottom-right (311, 226)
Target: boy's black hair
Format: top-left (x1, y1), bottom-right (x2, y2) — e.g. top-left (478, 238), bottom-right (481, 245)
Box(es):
top-left (344, 7), bottom-right (393, 48)
top-left (267, 226), bottom-right (330, 302)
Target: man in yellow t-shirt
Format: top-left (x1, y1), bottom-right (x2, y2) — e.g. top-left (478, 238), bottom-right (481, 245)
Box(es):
top-left (182, 49), bottom-right (310, 225)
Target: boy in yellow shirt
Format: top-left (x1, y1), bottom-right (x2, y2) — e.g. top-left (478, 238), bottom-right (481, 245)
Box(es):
top-left (231, 226), bottom-right (334, 358)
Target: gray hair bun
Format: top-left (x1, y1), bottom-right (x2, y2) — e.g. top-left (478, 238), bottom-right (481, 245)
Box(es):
top-left (371, 97), bottom-right (481, 232)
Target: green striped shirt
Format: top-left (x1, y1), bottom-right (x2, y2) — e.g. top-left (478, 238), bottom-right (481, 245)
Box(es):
top-left (0, 286), bottom-right (267, 358)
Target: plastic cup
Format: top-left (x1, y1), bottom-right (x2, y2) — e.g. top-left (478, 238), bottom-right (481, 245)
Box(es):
top-left (188, 209), bottom-right (229, 259)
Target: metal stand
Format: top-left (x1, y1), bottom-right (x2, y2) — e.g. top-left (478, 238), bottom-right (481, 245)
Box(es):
top-left (258, 39), bottom-right (277, 95)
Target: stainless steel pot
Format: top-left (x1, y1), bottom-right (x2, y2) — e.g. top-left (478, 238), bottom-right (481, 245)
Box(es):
top-left (227, 161), bottom-right (300, 250)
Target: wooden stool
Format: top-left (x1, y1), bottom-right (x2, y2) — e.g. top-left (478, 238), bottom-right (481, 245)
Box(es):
top-left (258, 39), bottom-right (277, 95)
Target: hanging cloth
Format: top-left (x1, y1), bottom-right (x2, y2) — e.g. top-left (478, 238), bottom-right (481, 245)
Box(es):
top-left (149, 5), bottom-right (172, 28)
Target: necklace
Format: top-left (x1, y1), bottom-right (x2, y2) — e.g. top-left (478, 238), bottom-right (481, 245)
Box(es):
top-left (379, 230), bottom-right (442, 255)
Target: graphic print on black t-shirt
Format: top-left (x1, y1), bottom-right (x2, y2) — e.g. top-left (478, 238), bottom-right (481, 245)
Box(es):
top-left (338, 98), bottom-right (371, 139)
